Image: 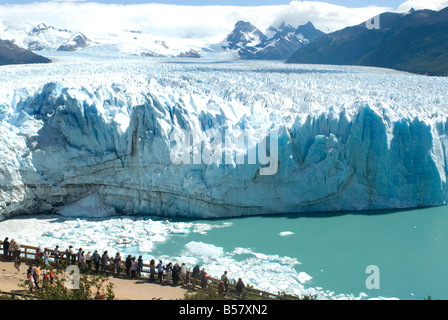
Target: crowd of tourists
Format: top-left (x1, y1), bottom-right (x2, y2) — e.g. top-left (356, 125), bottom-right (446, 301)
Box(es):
top-left (1, 237), bottom-right (246, 297)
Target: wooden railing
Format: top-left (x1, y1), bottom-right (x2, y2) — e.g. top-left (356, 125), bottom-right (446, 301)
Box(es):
top-left (0, 243), bottom-right (297, 300)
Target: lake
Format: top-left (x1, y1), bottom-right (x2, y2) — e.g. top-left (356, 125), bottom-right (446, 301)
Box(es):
top-left (0, 206), bottom-right (447, 300)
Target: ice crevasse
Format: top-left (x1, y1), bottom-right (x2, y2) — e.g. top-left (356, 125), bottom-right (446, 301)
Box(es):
top-left (1, 61), bottom-right (448, 219)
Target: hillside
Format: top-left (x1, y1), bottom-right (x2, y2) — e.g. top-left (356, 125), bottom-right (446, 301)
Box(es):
top-left (286, 7), bottom-right (448, 76)
top-left (0, 39), bottom-right (51, 66)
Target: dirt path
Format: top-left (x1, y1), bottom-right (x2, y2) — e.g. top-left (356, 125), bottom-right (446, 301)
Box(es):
top-left (0, 259), bottom-right (194, 300)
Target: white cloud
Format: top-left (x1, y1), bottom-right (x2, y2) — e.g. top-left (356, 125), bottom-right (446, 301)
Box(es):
top-left (397, 0), bottom-right (448, 12)
top-left (0, 2), bottom-right (284, 40)
top-left (0, 0), bottom-right (444, 42)
top-left (270, 1), bottom-right (392, 33)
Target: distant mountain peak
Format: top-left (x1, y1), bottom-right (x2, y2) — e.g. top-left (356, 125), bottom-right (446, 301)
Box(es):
top-left (29, 23), bottom-right (53, 35)
top-left (224, 20), bottom-right (267, 51)
top-left (57, 33), bottom-right (93, 52)
top-left (222, 20), bottom-right (325, 60)
top-left (29, 23), bottom-right (69, 36)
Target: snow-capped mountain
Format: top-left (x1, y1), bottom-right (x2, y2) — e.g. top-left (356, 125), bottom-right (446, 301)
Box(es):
top-left (57, 33), bottom-right (93, 52)
top-left (224, 21), bottom-right (268, 51)
top-left (221, 20), bottom-right (325, 60)
top-left (0, 19), bottom-right (323, 61)
top-left (0, 22), bottom-right (93, 52)
top-left (0, 20), bottom-right (219, 59)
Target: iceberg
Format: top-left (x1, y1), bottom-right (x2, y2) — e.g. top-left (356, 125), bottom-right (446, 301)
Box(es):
top-left (1, 54), bottom-right (448, 219)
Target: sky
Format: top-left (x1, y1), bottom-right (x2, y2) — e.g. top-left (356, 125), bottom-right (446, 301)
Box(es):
top-left (0, 0), bottom-right (447, 40)
top-left (0, 0), bottom-right (407, 8)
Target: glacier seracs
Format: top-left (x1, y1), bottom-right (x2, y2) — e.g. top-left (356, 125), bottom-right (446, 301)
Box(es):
top-left (1, 52), bottom-right (448, 219)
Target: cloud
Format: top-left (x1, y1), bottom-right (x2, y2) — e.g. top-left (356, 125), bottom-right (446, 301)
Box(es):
top-left (269, 1), bottom-right (392, 33)
top-left (397, 0), bottom-right (448, 12)
top-left (0, 0), bottom-right (436, 42)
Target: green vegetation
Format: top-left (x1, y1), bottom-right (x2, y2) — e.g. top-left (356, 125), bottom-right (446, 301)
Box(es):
top-left (19, 266), bottom-right (115, 300)
top-left (184, 286), bottom-right (226, 300)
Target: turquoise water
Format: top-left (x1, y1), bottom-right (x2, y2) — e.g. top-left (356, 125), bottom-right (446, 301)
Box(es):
top-left (1, 206), bottom-right (447, 300)
top-left (156, 206), bottom-right (448, 300)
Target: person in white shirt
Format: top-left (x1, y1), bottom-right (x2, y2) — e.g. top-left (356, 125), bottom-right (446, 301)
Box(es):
top-left (130, 257), bottom-right (138, 279)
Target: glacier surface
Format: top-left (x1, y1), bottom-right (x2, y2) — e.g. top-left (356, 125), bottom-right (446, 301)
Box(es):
top-left (1, 51), bottom-right (448, 219)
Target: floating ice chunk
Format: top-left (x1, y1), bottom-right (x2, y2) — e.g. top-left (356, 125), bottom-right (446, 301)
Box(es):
top-left (170, 222), bottom-right (191, 234)
top-left (184, 241), bottom-right (224, 258)
top-left (297, 272), bottom-right (312, 284)
top-left (116, 238), bottom-right (132, 244)
top-left (192, 223), bottom-right (233, 235)
top-left (138, 240), bottom-right (154, 253)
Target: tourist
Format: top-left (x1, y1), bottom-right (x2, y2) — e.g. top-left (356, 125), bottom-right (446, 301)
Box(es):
top-left (221, 271), bottom-right (229, 292)
top-left (8, 239), bottom-right (16, 257)
top-left (192, 264), bottom-right (200, 287)
top-left (101, 250), bottom-right (109, 273)
top-left (172, 262), bottom-right (179, 285)
top-left (43, 270), bottom-right (50, 285)
top-left (156, 260), bottom-right (164, 282)
top-left (86, 251), bottom-right (92, 271)
top-left (218, 281), bottom-right (225, 296)
top-left (200, 267), bottom-right (208, 289)
top-left (53, 245), bottom-right (60, 264)
top-left (236, 278), bottom-right (245, 297)
top-left (92, 250), bottom-right (100, 273)
top-left (130, 256), bottom-right (138, 279)
top-left (125, 255), bottom-right (132, 277)
top-left (149, 259), bottom-right (156, 282)
top-left (49, 269), bottom-right (55, 285)
top-left (13, 253), bottom-right (21, 273)
top-left (65, 249), bottom-right (71, 266)
top-left (95, 291), bottom-right (104, 300)
top-left (43, 249), bottom-right (50, 266)
top-left (69, 246), bottom-right (77, 265)
top-left (32, 265), bottom-right (40, 289)
top-left (165, 262), bottom-right (172, 284)
top-left (114, 252), bottom-right (122, 275)
top-left (27, 266), bottom-right (35, 291)
top-left (34, 250), bottom-right (41, 265)
top-left (2, 237), bottom-right (9, 260)
top-left (79, 251), bottom-right (86, 273)
top-left (10, 239), bottom-right (21, 265)
top-left (179, 263), bottom-right (187, 284)
top-left (137, 255), bottom-right (143, 278)
top-left (77, 248), bottom-right (83, 264)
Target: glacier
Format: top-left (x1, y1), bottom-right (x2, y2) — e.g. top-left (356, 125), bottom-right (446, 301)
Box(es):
top-left (1, 51), bottom-right (448, 219)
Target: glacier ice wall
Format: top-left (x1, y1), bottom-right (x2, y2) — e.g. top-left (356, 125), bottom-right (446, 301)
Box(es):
top-left (1, 56), bottom-right (448, 218)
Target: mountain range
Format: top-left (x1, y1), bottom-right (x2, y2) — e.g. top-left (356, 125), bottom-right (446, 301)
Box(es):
top-left (286, 7), bottom-right (448, 76)
top-left (2, 23), bottom-right (93, 52)
top-left (221, 20), bottom-right (325, 60)
top-left (3, 8), bottom-right (448, 76)
top-left (25, 23), bottom-right (93, 52)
